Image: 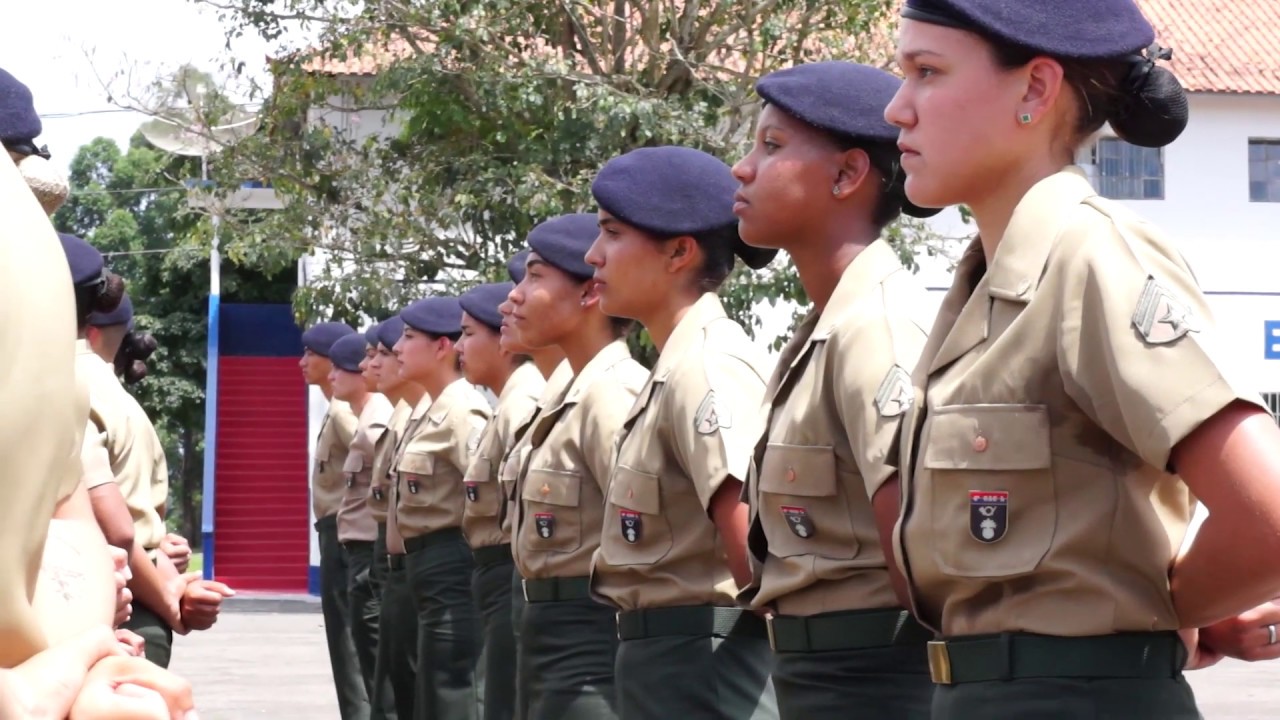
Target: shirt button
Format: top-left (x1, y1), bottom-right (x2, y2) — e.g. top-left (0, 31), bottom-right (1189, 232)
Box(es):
top-left (540, 484), bottom-right (550, 495)
top-left (786, 467), bottom-right (797, 483)
top-left (973, 436), bottom-right (988, 453)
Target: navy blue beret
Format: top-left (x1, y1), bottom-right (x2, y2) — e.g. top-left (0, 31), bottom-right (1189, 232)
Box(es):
top-left (507, 248), bottom-right (531, 284)
top-left (363, 323), bottom-right (380, 347)
top-left (401, 296), bottom-right (463, 337)
top-left (88, 293), bottom-right (134, 328)
top-left (526, 213), bottom-right (599, 281)
top-left (376, 316), bottom-right (405, 349)
top-left (329, 333), bottom-right (368, 373)
top-left (592, 146), bottom-right (735, 237)
top-left (757, 62), bottom-right (941, 220)
top-left (902, 0), bottom-right (1153, 59)
top-left (592, 146), bottom-right (777, 269)
top-left (58, 233), bottom-right (104, 286)
top-left (0, 68), bottom-right (41, 144)
top-left (460, 282), bottom-right (513, 332)
top-left (301, 322), bottom-right (356, 357)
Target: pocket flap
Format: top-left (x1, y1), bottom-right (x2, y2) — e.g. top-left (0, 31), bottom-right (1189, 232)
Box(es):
top-left (758, 444), bottom-right (838, 497)
top-left (465, 458), bottom-right (493, 485)
top-left (398, 450), bottom-right (435, 476)
top-left (923, 404), bottom-right (1051, 471)
top-left (343, 451), bottom-right (365, 474)
top-left (521, 469), bottom-right (581, 508)
top-left (609, 466), bottom-right (660, 515)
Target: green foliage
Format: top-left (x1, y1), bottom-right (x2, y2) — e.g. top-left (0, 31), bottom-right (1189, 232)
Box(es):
top-left (197, 0), bottom-right (954, 353)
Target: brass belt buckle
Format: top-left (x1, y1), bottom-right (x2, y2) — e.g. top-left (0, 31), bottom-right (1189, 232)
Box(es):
top-left (765, 615), bottom-right (777, 652)
top-left (927, 640), bottom-right (952, 684)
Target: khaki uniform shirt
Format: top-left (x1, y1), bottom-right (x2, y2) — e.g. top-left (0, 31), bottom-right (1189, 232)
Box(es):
top-left (370, 399), bottom-right (414, 526)
top-left (313, 399), bottom-right (359, 521)
top-left (897, 167), bottom-right (1265, 637)
top-left (394, 380), bottom-right (492, 539)
top-left (79, 346), bottom-right (169, 550)
top-left (513, 341), bottom-right (647, 580)
top-left (499, 361), bottom-right (575, 546)
top-left (77, 343), bottom-right (126, 493)
top-left (743, 241), bottom-right (928, 616)
top-left (0, 151), bottom-right (82, 666)
top-left (339, 393), bottom-right (394, 543)
top-left (463, 362), bottom-right (545, 550)
top-left (386, 396), bottom-right (433, 554)
top-left (592, 294), bottom-right (768, 610)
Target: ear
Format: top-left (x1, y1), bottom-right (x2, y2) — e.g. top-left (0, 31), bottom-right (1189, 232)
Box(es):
top-left (85, 325), bottom-right (101, 346)
top-left (833, 147), bottom-right (873, 200)
top-left (1017, 57), bottom-right (1066, 126)
top-left (580, 278), bottom-right (604, 311)
top-left (665, 235), bottom-right (700, 275)
top-left (435, 336), bottom-right (455, 360)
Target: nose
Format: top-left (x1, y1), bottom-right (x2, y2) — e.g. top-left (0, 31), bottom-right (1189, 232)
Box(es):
top-left (584, 233), bottom-right (604, 269)
top-left (730, 152), bottom-right (753, 184)
top-left (884, 83), bottom-right (913, 129)
top-left (507, 282), bottom-right (524, 306)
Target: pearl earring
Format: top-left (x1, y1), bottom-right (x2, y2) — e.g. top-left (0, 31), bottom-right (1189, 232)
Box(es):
top-left (832, 184), bottom-right (841, 196)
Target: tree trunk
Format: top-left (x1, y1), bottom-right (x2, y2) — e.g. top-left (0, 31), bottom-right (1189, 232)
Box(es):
top-left (181, 425), bottom-right (202, 549)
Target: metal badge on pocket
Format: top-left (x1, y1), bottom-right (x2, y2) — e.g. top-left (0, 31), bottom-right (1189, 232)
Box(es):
top-left (465, 482), bottom-right (479, 502)
top-left (780, 506), bottom-right (815, 538)
top-left (969, 491), bottom-right (1009, 543)
top-left (620, 510), bottom-right (642, 544)
top-left (535, 512), bottom-right (555, 538)
top-left (407, 477), bottom-right (421, 495)
top-left (345, 474), bottom-right (355, 488)
top-left (372, 487), bottom-right (384, 501)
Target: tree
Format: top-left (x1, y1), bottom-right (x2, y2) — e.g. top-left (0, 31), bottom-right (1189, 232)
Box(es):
top-left (53, 123), bottom-right (297, 544)
top-left (191, 0), bottom-right (961, 353)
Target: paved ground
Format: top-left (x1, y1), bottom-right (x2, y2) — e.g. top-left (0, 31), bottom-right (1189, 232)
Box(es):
top-left (174, 598), bottom-right (1279, 719)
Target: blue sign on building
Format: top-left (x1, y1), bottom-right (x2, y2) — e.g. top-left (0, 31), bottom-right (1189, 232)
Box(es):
top-left (1266, 321), bottom-right (1280, 360)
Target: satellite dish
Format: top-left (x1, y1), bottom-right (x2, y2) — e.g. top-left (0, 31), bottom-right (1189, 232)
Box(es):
top-left (138, 75), bottom-right (260, 157)
top-left (139, 108), bottom-right (260, 157)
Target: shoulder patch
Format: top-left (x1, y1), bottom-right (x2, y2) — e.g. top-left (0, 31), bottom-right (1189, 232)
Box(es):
top-left (874, 365), bottom-right (913, 418)
top-left (693, 390), bottom-right (732, 435)
top-left (1132, 276), bottom-right (1198, 345)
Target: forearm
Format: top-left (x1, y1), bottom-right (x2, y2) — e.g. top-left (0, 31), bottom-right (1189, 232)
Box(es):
top-left (711, 479), bottom-right (753, 591)
top-left (2, 626), bottom-right (118, 720)
top-left (1173, 512), bottom-right (1280, 628)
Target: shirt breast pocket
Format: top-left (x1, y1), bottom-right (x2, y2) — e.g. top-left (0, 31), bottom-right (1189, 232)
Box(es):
top-left (465, 458), bottom-right (501, 517)
top-left (316, 433), bottom-right (333, 472)
top-left (923, 403), bottom-right (1056, 578)
top-left (521, 469), bottom-right (582, 552)
top-left (604, 466), bottom-right (670, 566)
top-left (758, 444), bottom-right (859, 561)
top-left (398, 451), bottom-right (435, 507)
top-left (343, 452), bottom-right (366, 490)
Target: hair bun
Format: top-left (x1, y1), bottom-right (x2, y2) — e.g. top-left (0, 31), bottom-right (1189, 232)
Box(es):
top-left (1111, 61), bottom-right (1188, 148)
top-left (94, 272), bottom-right (127, 314)
top-left (124, 360), bottom-right (149, 385)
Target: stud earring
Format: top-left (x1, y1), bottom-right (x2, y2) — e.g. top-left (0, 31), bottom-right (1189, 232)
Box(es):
top-left (1018, 112), bottom-right (1033, 125)
top-left (832, 184), bottom-right (841, 196)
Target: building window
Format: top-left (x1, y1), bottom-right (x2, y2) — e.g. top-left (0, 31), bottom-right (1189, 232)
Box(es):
top-left (1263, 392), bottom-right (1280, 425)
top-left (1091, 138), bottom-right (1164, 200)
top-left (1248, 140), bottom-right (1280, 202)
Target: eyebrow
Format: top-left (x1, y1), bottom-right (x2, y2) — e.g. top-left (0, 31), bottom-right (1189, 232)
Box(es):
top-left (897, 48), bottom-right (944, 63)
top-left (526, 258), bottom-right (547, 270)
top-left (597, 217), bottom-right (616, 228)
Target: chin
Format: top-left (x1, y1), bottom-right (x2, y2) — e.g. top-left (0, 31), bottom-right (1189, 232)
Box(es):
top-left (902, 175), bottom-right (957, 213)
top-left (737, 221), bottom-right (781, 251)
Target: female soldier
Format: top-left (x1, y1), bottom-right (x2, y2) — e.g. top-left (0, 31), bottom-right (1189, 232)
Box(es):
top-left (330, 332), bottom-right (395, 717)
top-left (506, 213), bottom-right (648, 720)
top-left (370, 315), bottom-right (426, 720)
top-left (729, 62), bottom-right (942, 719)
top-left (497, 247), bottom-right (573, 720)
top-left (459, 282), bottom-right (545, 720)
top-left (886, 1), bottom-right (1280, 717)
top-left (392, 296), bottom-right (491, 720)
top-left (86, 294), bottom-right (232, 666)
top-left (583, 146), bottom-right (776, 720)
